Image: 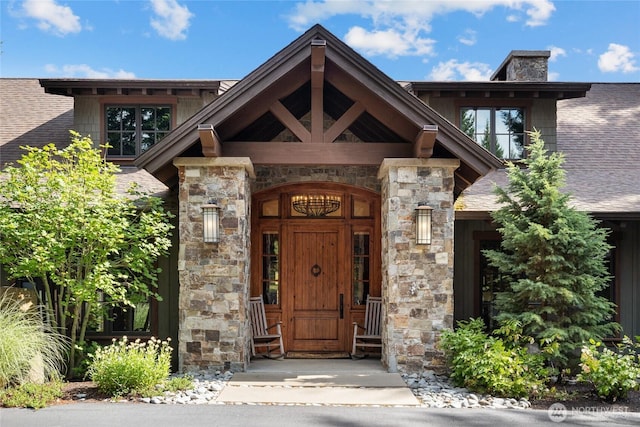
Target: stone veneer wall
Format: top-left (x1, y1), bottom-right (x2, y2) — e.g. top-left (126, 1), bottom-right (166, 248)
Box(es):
top-left (378, 158), bottom-right (459, 373)
top-left (506, 56), bottom-right (548, 82)
top-left (252, 165), bottom-right (381, 193)
top-left (173, 157), bottom-right (255, 372)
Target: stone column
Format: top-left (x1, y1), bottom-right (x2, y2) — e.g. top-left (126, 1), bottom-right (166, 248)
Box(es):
top-left (378, 158), bottom-right (459, 373)
top-left (173, 157), bottom-right (255, 373)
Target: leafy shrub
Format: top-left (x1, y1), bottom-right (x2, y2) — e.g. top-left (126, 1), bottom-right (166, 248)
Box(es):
top-left (577, 336), bottom-right (640, 401)
top-left (0, 292), bottom-right (69, 388)
top-left (439, 318), bottom-right (548, 398)
top-left (160, 375), bottom-right (194, 393)
top-left (88, 336), bottom-right (172, 397)
top-left (0, 379), bottom-right (63, 409)
top-left (71, 340), bottom-right (100, 380)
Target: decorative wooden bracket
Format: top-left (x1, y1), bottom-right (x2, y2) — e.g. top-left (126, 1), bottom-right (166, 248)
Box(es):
top-left (413, 125), bottom-right (438, 158)
top-left (198, 124), bottom-right (222, 157)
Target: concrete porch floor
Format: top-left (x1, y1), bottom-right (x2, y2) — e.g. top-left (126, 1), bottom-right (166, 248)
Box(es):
top-left (215, 358), bottom-right (420, 406)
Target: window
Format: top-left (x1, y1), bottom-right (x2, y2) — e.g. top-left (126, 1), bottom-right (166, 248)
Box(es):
top-left (106, 105), bottom-right (171, 157)
top-left (352, 232), bottom-right (370, 306)
top-left (461, 107), bottom-right (525, 159)
top-left (261, 232), bottom-right (280, 304)
top-left (87, 294), bottom-right (155, 337)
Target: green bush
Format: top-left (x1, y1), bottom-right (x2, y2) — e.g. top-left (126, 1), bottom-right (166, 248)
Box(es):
top-left (0, 379), bottom-right (63, 409)
top-left (577, 336), bottom-right (640, 402)
top-left (88, 336), bottom-right (172, 397)
top-left (439, 318), bottom-right (548, 398)
top-left (71, 340), bottom-right (100, 380)
top-left (0, 292), bottom-right (69, 388)
top-left (160, 375), bottom-right (194, 393)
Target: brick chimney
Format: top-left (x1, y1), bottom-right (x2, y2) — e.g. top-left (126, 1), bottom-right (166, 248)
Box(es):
top-left (490, 50), bottom-right (550, 82)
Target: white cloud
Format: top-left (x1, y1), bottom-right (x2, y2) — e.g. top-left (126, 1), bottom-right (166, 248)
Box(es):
top-left (21, 0), bottom-right (82, 36)
top-left (547, 71), bottom-right (560, 81)
top-left (345, 26), bottom-right (435, 57)
top-left (547, 46), bottom-right (566, 62)
top-left (457, 29), bottom-right (477, 46)
top-left (45, 64), bottom-right (136, 79)
top-left (287, 1), bottom-right (555, 58)
top-left (149, 0), bottom-right (193, 41)
top-left (524, 0), bottom-right (555, 27)
top-left (598, 43), bottom-right (639, 73)
top-left (429, 59), bottom-right (492, 81)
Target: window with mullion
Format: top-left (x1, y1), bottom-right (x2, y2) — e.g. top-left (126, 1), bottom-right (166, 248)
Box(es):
top-left (106, 105), bottom-right (171, 157)
top-left (352, 232), bottom-right (370, 306)
top-left (461, 107), bottom-right (525, 159)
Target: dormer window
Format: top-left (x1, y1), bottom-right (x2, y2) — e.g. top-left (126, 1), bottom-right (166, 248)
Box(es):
top-left (106, 105), bottom-right (172, 157)
top-left (461, 107), bottom-right (525, 160)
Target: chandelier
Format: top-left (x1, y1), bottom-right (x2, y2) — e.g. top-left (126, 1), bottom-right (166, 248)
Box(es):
top-left (292, 194), bottom-right (341, 217)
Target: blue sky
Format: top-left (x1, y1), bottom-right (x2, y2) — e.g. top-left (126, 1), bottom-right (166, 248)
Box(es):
top-left (1, 0), bottom-right (639, 82)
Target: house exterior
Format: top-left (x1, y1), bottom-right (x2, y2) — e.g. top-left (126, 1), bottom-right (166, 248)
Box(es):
top-left (1, 25), bottom-right (638, 374)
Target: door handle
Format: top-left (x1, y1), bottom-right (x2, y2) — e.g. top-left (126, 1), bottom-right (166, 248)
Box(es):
top-left (339, 293), bottom-right (344, 319)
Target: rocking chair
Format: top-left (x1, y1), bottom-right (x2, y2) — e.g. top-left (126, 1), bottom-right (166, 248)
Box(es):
top-left (249, 295), bottom-right (285, 359)
top-left (351, 296), bottom-right (382, 359)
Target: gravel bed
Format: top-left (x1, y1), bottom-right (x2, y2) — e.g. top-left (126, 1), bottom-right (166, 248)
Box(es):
top-left (131, 370), bottom-right (530, 409)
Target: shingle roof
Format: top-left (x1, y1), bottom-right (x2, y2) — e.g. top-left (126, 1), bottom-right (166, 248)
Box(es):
top-left (0, 79), bottom-right (169, 197)
top-left (0, 78), bottom-right (74, 167)
top-left (455, 83), bottom-right (640, 218)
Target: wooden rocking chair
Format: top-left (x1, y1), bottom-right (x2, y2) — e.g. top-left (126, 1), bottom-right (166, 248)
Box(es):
top-left (249, 295), bottom-right (285, 359)
top-left (351, 296), bottom-right (382, 359)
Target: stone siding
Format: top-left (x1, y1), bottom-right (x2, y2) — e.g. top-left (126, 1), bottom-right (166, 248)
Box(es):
top-left (173, 157), bottom-right (254, 372)
top-left (253, 165), bottom-right (380, 193)
top-left (506, 56), bottom-right (548, 82)
top-left (378, 159), bottom-right (459, 373)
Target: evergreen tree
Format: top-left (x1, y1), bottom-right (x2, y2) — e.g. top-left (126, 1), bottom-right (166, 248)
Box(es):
top-left (484, 131), bottom-right (619, 370)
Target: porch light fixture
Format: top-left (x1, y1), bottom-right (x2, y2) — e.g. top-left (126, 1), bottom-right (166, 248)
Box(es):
top-left (202, 200), bottom-right (220, 243)
top-left (416, 202), bottom-right (433, 245)
top-left (292, 194), bottom-right (341, 217)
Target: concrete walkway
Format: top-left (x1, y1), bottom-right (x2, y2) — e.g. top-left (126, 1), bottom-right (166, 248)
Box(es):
top-left (216, 358), bottom-right (420, 406)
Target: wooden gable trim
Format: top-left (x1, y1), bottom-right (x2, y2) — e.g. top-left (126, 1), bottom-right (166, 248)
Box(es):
top-left (198, 124), bottom-right (221, 157)
top-left (223, 141), bottom-right (412, 165)
top-left (270, 100), bottom-right (311, 143)
top-left (311, 40), bottom-right (326, 143)
top-left (324, 101), bottom-right (365, 143)
top-left (324, 66), bottom-right (416, 142)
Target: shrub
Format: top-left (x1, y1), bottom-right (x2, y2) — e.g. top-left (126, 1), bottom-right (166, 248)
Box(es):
top-left (88, 336), bottom-right (172, 397)
top-left (70, 340), bottom-right (100, 380)
top-left (0, 292), bottom-right (69, 388)
top-left (577, 336), bottom-right (640, 402)
top-left (0, 379), bottom-right (63, 409)
top-left (160, 375), bottom-right (194, 393)
top-left (439, 318), bottom-right (548, 398)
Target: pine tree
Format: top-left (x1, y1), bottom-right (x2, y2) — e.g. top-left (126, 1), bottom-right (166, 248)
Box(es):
top-left (484, 131), bottom-right (619, 370)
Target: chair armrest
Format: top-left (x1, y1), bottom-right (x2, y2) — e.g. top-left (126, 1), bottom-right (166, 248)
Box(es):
top-left (353, 323), bottom-right (366, 332)
top-left (265, 321), bottom-right (282, 332)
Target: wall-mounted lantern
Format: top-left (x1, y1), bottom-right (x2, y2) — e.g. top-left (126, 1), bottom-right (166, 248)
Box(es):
top-left (415, 202), bottom-right (433, 245)
top-left (202, 200), bottom-right (220, 243)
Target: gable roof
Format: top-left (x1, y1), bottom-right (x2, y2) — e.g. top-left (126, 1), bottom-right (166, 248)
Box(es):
top-left (0, 79), bottom-right (169, 197)
top-left (455, 83), bottom-right (640, 218)
top-left (136, 24), bottom-right (502, 192)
